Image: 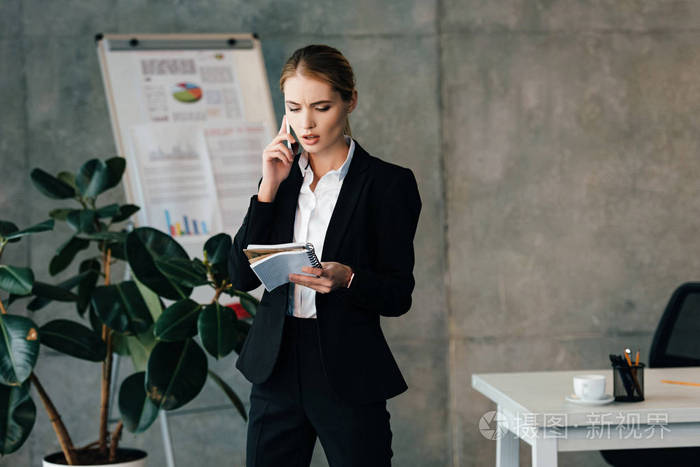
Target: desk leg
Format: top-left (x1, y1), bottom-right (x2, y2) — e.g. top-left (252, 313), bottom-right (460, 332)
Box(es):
top-left (496, 416), bottom-right (518, 467)
top-left (531, 435), bottom-right (557, 467)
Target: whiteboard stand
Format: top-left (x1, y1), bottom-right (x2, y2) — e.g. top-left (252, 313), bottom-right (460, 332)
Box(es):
top-left (105, 221), bottom-right (176, 466)
top-left (158, 411), bottom-right (176, 467)
top-left (97, 33), bottom-right (274, 466)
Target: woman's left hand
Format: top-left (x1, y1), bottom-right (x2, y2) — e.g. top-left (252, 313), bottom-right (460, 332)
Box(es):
top-left (289, 262), bottom-right (353, 294)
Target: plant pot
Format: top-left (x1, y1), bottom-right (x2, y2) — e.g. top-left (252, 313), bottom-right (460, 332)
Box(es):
top-left (42, 448), bottom-right (147, 466)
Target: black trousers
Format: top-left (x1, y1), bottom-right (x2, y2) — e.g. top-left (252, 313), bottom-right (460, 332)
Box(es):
top-left (246, 315), bottom-right (393, 467)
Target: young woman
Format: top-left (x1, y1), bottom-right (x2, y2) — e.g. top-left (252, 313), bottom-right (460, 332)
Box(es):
top-left (228, 44), bottom-right (421, 467)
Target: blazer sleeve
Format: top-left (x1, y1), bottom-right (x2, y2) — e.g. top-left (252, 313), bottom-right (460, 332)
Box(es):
top-left (227, 194), bottom-right (277, 292)
top-left (346, 167), bottom-right (422, 317)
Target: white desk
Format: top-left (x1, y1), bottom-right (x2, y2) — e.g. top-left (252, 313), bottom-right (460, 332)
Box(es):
top-left (472, 367), bottom-right (700, 467)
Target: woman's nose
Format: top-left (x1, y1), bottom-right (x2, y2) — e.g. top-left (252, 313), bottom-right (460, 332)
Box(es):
top-left (303, 112), bottom-right (315, 129)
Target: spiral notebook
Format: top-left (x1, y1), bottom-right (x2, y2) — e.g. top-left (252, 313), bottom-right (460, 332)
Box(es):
top-left (243, 242), bottom-right (322, 292)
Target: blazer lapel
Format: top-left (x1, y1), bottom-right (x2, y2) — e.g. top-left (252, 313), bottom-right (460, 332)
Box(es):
top-left (321, 140), bottom-right (370, 261)
top-left (277, 154), bottom-right (304, 242)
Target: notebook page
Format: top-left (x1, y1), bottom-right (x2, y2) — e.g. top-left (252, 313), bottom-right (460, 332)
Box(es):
top-left (250, 250), bottom-right (315, 291)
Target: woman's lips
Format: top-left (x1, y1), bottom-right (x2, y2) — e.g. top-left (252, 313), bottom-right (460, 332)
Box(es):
top-left (302, 135), bottom-right (320, 145)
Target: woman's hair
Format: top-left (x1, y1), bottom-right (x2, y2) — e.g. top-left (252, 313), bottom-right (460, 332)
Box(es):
top-left (280, 44), bottom-right (356, 136)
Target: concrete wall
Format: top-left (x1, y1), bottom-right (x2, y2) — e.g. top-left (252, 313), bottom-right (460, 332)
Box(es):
top-left (1, 1), bottom-right (699, 466)
top-left (0, 1), bottom-right (446, 466)
top-left (444, 1), bottom-right (700, 466)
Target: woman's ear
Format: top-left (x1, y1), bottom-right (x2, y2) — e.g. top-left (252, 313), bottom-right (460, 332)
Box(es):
top-left (347, 89), bottom-right (358, 114)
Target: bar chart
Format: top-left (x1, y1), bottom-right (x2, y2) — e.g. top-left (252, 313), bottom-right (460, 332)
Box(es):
top-left (165, 209), bottom-right (209, 237)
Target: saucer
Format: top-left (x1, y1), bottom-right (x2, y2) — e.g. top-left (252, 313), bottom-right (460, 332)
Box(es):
top-left (565, 394), bottom-right (614, 406)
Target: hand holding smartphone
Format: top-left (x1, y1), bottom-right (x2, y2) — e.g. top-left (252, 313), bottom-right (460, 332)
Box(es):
top-left (259, 115), bottom-right (297, 201)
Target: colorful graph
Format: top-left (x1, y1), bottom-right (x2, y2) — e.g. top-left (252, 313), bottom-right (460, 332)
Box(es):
top-left (165, 209), bottom-right (208, 237)
top-left (172, 82), bottom-right (203, 103)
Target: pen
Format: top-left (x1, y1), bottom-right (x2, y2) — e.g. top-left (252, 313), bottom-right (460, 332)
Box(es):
top-left (661, 380), bottom-right (700, 387)
top-left (624, 349), bottom-right (643, 397)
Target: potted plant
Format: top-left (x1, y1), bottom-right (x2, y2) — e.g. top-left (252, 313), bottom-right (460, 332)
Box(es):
top-left (0, 157), bottom-right (257, 465)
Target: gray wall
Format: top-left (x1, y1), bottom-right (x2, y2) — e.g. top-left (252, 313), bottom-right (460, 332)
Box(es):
top-left (444, 2), bottom-right (700, 466)
top-left (1, 1), bottom-right (699, 466)
top-left (0, 1), bottom-right (445, 466)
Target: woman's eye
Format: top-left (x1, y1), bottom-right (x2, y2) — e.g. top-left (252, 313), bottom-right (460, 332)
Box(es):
top-left (316, 106), bottom-right (330, 112)
top-left (288, 108), bottom-right (300, 112)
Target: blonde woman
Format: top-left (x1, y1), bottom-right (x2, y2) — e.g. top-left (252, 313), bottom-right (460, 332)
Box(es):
top-left (228, 44), bottom-right (421, 467)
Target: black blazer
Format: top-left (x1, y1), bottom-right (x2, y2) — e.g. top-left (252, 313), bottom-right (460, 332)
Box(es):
top-left (228, 139), bottom-right (421, 405)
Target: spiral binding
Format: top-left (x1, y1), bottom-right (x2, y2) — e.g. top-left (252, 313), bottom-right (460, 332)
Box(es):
top-left (305, 242), bottom-right (322, 268)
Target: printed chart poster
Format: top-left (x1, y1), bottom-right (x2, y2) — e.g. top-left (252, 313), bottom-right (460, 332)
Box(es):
top-left (204, 123), bottom-right (266, 233)
top-left (129, 123), bottom-right (223, 237)
top-left (136, 50), bottom-right (245, 123)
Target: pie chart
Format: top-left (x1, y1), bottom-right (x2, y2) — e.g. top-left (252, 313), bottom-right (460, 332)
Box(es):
top-left (172, 82), bottom-right (203, 103)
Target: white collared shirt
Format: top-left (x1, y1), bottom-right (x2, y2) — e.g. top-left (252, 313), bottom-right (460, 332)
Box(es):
top-left (290, 135), bottom-right (355, 318)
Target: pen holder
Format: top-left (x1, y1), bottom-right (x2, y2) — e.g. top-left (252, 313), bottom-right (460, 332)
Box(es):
top-left (612, 362), bottom-right (645, 402)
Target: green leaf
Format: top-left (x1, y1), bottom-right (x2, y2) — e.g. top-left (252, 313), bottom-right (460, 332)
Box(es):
top-left (126, 227), bottom-right (192, 300)
top-left (66, 210), bottom-right (97, 234)
top-left (223, 288), bottom-right (259, 318)
top-left (154, 299), bottom-right (201, 342)
top-left (56, 171), bottom-right (77, 190)
top-left (77, 259), bottom-right (100, 316)
top-left (49, 209), bottom-right (73, 221)
top-left (104, 157), bottom-right (126, 191)
top-left (88, 306), bottom-right (103, 334)
top-left (154, 257), bottom-right (208, 288)
top-left (0, 221), bottom-right (19, 238)
top-left (203, 233), bottom-right (232, 283)
top-left (91, 281), bottom-right (154, 335)
top-left (0, 221), bottom-right (20, 245)
top-left (112, 204), bottom-right (140, 223)
top-left (27, 273), bottom-right (87, 312)
top-left (95, 204), bottom-right (120, 219)
top-left (4, 220), bottom-right (54, 241)
top-left (76, 159), bottom-right (110, 198)
top-left (0, 266), bottom-right (34, 295)
top-left (30, 168), bottom-right (76, 199)
top-left (133, 275), bottom-right (162, 322)
top-left (106, 241), bottom-right (126, 261)
top-left (49, 236), bottom-right (90, 276)
top-left (207, 370), bottom-right (247, 421)
top-left (198, 302), bottom-right (237, 359)
top-left (203, 233), bottom-right (231, 265)
top-left (239, 297), bottom-right (257, 319)
top-left (113, 327), bottom-right (156, 372)
top-left (119, 372), bottom-right (159, 433)
top-left (78, 231), bottom-right (126, 242)
top-left (111, 330), bottom-right (130, 357)
top-left (39, 319), bottom-right (106, 361)
top-left (28, 282), bottom-right (78, 310)
top-left (0, 315), bottom-right (40, 385)
top-left (223, 287), bottom-right (259, 304)
top-left (0, 381), bottom-right (36, 454)
top-left (146, 340), bottom-right (207, 411)
top-left (5, 292), bottom-right (27, 308)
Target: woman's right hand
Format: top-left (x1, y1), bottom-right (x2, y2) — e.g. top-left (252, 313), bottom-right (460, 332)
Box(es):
top-left (258, 115), bottom-right (296, 202)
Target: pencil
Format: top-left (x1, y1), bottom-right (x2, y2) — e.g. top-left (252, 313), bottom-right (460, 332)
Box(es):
top-left (661, 380), bottom-right (700, 387)
top-left (635, 350), bottom-right (639, 366)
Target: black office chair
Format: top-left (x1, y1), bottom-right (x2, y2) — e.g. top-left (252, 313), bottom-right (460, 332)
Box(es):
top-left (600, 282), bottom-right (700, 466)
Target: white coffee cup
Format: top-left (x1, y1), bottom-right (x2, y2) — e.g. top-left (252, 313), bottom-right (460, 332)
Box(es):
top-left (573, 374), bottom-right (606, 400)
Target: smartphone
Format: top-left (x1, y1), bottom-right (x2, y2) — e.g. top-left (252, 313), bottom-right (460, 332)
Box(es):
top-left (285, 119), bottom-right (292, 150)
top-left (285, 117), bottom-right (299, 154)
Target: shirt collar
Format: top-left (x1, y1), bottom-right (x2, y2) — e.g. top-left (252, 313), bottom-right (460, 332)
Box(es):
top-left (298, 135), bottom-right (355, 181)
